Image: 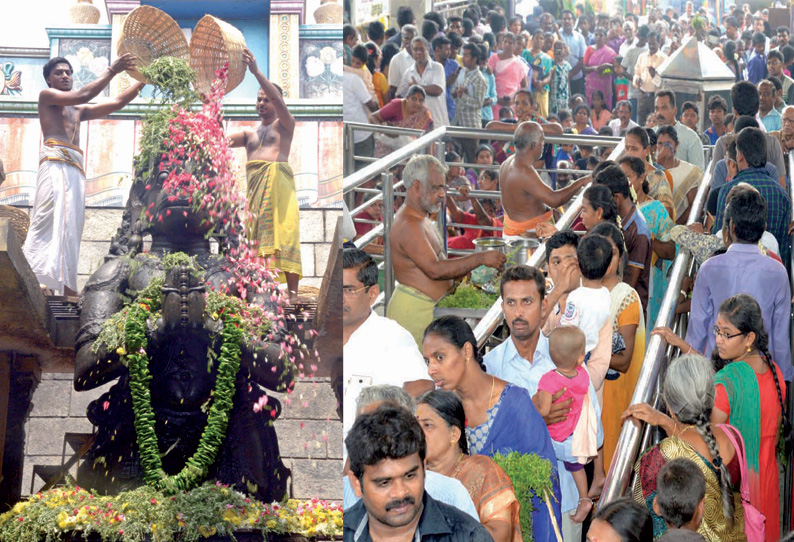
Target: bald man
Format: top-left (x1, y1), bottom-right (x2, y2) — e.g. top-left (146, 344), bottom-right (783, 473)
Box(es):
top-left (499, 122), bottom-right (590, 238)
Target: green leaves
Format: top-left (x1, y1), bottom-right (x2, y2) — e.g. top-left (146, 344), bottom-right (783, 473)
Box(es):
top-left (492, 451), bottom-right (557, 542)
top-left (140, 57), bottom-right (199, 107)
top-left (437, 282), bottom-right (498, 309)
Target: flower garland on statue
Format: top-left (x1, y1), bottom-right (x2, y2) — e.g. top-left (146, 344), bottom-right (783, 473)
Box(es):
top-left (120, 282), bottom-right (244, 495)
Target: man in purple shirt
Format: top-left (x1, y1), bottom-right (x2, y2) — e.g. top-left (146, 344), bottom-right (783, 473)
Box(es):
top-left (685, 185), bottom-right (792, 380)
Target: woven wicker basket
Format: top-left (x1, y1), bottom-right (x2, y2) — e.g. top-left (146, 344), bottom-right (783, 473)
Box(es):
top-left (189, 15), bottom-right (247, 96)
top-left (0, 205), bottom-right (30, 244)
top-left (117, 5), bottom-right (190, 83)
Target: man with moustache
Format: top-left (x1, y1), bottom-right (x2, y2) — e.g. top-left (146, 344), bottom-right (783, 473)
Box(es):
top-left (387, 155), bottom-right (505, 348)
top-left (343, 405), bottom-right (492, 542)
top-left (342, 248), bottom-right (433, 441)
top-left (229, 48), bottom-right (301, 303)
top-left (24, 53), bottom-right (141, 296)
top-left (483, 262), bottom-right (606, 542)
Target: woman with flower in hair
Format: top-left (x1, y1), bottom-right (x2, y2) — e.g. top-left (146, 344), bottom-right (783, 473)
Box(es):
top-left (619, 155), bottom-right (675, 330)
top-left (622, 126), bottom-right (676, 221)
top-left (587, 221), bottom-right (645, 494)
top-left (622, 353), bottom-right (745, 541)
top-left (364, 42), bottom-right (389, 107)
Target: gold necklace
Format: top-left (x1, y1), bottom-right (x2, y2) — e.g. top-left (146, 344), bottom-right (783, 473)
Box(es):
top-left (452, 452), bottom-right (465, 477)
top-left (676, 423), bottom-right (696, 436)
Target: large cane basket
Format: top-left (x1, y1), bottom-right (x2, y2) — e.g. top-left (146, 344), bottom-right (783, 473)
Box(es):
top-left (117, 5), bottom-right (190, 83)
top-left (189, 15), bottom-right (247, 96)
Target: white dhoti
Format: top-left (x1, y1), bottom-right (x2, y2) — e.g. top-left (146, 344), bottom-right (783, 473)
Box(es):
top-left (23, 139), bottom-right (86, 295)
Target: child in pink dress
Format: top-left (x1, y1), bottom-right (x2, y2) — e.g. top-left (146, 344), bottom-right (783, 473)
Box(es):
top-left (533, 326), bottom-right (594, 523)
top-left (534, 234), bottom-right (615, 523)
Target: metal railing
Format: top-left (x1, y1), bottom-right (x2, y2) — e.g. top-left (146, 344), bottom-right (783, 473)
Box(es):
top-left (596, 155), bottom-right (713, 506)
top-left (343, 123), bottom-right (625, 312)
top-left (784, 153), bottom-right (794, 533)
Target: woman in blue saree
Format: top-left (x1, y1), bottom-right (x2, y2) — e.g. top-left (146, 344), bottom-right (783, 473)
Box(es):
top-left (423, 316), bottom-right (563, 541)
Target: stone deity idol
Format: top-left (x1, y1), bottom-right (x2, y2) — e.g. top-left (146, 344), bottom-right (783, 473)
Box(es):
top-left (73, 164), bottom-right (296, 502)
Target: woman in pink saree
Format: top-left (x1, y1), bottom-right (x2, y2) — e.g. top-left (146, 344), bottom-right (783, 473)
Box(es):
top-left (488, 32), bottom-right (528, 118)
top-left (583, 28), bottom-right (617, 111)
top-left (370, 84), bottom-right (434, 157)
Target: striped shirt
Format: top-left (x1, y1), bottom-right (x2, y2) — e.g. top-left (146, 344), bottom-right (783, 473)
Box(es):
top-left (713, 166), bottom-right (791, 263)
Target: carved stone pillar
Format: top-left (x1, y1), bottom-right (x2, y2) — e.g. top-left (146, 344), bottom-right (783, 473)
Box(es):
top-left (105, 0), bottom-right (141, 98)
top-left (269, 1), bottom-right (304, 99)
top-left (0, 352), bottom-right (40, 508)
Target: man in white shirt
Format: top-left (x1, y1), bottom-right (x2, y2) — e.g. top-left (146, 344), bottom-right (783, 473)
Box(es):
top-left (388, 24), bottom-right (417, 99)
top-left (618, 21), bottom-right (635, 57)
top-left (343, 70), bottom-right (378, 174)
top-left (622, 24), bottom-right (648, 122)
top-left (653, 90), bottom-right (705, 170)
top-left (342, 248), bottom-right (433, 437)
top-left (482, 263), bottom-right (605, 542)
top-left (608, 100), bottom-right (640, 136)
top-left (396, 37), bottom-right (450, 127)
top-left (632, 30), bottom-right (666, 125)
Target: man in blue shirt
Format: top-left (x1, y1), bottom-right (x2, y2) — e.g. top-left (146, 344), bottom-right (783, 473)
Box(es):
top-left (483, 264), bottom-right (604, 542)
top-left (432, 35), bottom-right (460, 124)
top-left (687, 185), bottom-right (792, 380)
top-left (747, 32), bottom-right (768, 84)
top-left (560, 10), bottom-right (587, 97)
top-left (704, 94), bottom-right (728, 145)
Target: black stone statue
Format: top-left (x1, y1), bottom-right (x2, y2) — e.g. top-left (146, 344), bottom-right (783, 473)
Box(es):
top-left (73, 168), bottom-right (295, 502)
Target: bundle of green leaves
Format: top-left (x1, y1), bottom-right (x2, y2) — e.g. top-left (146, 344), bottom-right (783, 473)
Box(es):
top-left (134, 57), bottom-right (199, 176)
top-left (492, 451), bottom-right (557, 542)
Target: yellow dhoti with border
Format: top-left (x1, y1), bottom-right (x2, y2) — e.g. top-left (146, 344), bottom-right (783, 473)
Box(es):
top-left (386, 283), bottom-right (437, 349)
top-left (246, 160), bottom-right (302, 279)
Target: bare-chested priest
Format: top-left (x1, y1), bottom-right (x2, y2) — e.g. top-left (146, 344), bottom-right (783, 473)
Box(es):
top-left (387, 155), bottom-right (506, 347)
top-left (500, 121), bottom-right (589, 238)
top-left (229, 48), bottom-right (301, 304)
top-left (23, 54), bottom-right (143, 297)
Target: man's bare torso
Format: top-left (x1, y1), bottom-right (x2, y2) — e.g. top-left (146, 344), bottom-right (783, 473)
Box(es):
top-left (390, 208), bottom-right (453, 300)
top-left (243, 119), bottom-right (293, 163)
top-left (39, 103), bottom-right (82, 147)
top-left (500, 154), bottom-right (547, 222)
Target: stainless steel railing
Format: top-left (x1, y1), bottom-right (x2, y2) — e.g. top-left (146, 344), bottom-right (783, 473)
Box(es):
top-left (597, 155), bottom-right (714, 506)
top-left (784, 153), bottom-right (794, 533)
top-left (343, 123), bottom-right (626, 312)
top-left (471, 138), bottom-right (626, 346)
